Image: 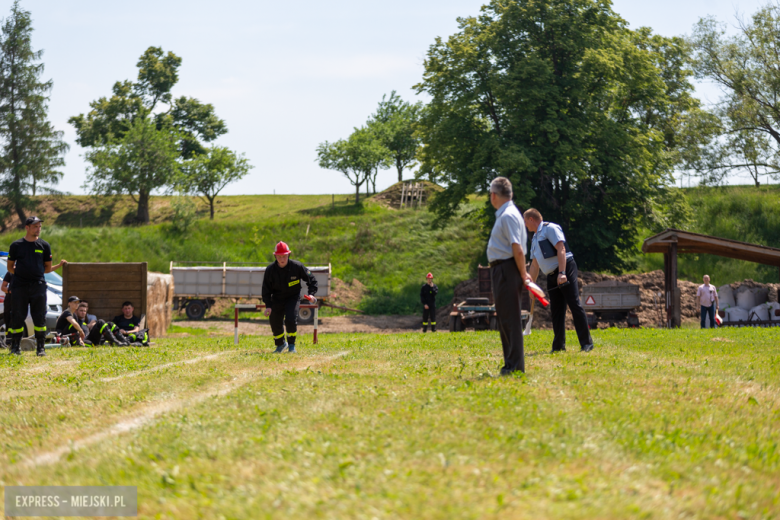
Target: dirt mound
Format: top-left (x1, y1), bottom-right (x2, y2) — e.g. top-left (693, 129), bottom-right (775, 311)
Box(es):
top-left (443, 271), bottom-right (780, 329)
top-left (370, 181), bottom-right (442, 209)
top-left (329, 277), bottom-right (368, 309)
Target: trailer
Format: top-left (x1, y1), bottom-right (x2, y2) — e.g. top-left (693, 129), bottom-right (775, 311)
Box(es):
top-left (582, 280), bottom-right (641, 328)
top-left (170, 262), bottom-right (331, 324)
top-left (449, 267), bottom-right (531, 332)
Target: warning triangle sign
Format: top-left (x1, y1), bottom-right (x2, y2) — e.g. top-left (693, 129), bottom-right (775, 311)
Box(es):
top-left (585, 295), bottom-right (596, 306)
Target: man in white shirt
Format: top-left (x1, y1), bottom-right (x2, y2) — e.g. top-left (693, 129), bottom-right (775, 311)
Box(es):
top-left (486, 176), bottom-right (532, 375)
top-left (696, 275), bottom-right (719, 328)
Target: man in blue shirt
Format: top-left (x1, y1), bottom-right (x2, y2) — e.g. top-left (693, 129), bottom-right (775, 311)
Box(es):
top-left (487, 177), bottom-right (532, 374)
top-left (524, 208), bottom-right (593, 353)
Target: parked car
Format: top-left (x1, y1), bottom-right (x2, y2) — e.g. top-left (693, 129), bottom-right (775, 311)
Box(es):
top-left (0, 254), bottom-right (63, 335)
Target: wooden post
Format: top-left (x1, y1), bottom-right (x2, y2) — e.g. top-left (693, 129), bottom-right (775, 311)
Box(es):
top-left (670, 241), bottom-right (680, 328)
top-left (400, 183), bottom-right (407, 209)
top-left (663, 252), bottom-right (670, 327)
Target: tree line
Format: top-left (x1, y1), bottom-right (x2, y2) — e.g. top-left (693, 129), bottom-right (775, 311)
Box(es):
top-left (0, 1), bottom-right (252, 228)
top-left (317, 0), bottom-right (780, 272)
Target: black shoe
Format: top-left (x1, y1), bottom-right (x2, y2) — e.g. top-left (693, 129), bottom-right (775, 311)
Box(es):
top-left (274, 343), bottom-right (287, 353)
top-left (581, 344), bottom-right (594, 352)
top-left (9, 340), bottom-right (21, 356)
top-left (422, 328), bottom-right (427, 333)
top-left (287, 344), bottom-right (296, 353)
top-left (550, 347), bottom-right (566, 354)
top-left (36, 346), bottom-right (46, 357)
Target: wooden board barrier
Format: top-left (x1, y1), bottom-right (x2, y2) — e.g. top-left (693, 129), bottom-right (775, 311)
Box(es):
top-left (63, 262), bottom-right (154, 334)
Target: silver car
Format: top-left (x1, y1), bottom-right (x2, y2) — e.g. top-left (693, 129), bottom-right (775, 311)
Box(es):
top-left (0, 256), bottom-right (63, 336)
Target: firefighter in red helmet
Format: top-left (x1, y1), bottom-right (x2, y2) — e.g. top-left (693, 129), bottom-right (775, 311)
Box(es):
top-left (421, 272), bottom-right (438, 332)
top-left (261, 241), bottom-right (318, 353)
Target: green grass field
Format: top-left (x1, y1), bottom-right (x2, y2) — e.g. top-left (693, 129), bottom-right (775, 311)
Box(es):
top-left (1, 328), bottom-right (778, 519)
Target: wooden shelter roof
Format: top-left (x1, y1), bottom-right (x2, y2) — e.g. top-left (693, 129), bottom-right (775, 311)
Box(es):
top-left (642, 229), bottom-right (780, 267)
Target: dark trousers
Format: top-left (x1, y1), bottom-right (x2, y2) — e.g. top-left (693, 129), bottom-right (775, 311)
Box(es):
top-left (547, 258), bottom-right (592, 351)
top-left (270, 298), bottom-right (300, 346)
top-left (700, 305), bottom-right (717, 329)
top-left (491, 260), bottom-right (525, 373)
top-left (9, 282), bottom-right (47, 341)
top-left (422, 305), bottom-right (436, 331)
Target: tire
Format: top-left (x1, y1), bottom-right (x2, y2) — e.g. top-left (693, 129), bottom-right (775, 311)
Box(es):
top-left (299, 306), bottom-right (314, 325)
top-left (185, 300), bottom-right (207, 320)
top-left (454, 316), bottom-right (464, 332)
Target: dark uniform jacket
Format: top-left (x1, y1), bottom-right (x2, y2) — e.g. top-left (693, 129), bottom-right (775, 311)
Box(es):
top-left (262, 259), bottom-right (318, 306)
top-left (8, 238), bottom-right (51, 289)
top-left (420, 283), bottom-right (438, 306)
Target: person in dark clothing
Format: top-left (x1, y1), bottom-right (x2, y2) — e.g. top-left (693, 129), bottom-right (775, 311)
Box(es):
top-left (525, 208), bottom-right (593, 353)
top-left (57, 301), bottom-right (127, 346)
top-left (421, 272), bottom-right (438, 332)
top-left (262, 241), bottom-right (318, 353)
top-left (55, 296), bottom-right (86, 346)
top-left (112, 301), bottom-right (148, 345)
top-left (7, 216), bottom-right (67, 356)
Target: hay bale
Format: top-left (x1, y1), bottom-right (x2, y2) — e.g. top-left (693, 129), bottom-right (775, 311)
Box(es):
top-left (146, 272), bottom-right (173, 338)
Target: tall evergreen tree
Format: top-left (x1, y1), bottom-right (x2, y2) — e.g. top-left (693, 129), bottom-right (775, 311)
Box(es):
top-left (0, 0), bottom-right (68, 227)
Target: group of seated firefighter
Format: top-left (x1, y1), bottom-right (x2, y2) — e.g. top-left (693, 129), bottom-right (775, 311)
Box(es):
top-left (56, 297), bottom-right (150, 347)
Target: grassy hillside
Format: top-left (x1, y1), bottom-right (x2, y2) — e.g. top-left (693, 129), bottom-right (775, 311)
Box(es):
top-left (2, 193), bottom-right (487, 315)
top-left (632, 184), bottom-right (780, 284)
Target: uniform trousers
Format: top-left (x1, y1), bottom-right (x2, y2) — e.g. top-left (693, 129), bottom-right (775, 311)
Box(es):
top-left (270, 297), bottom-right (300, 347)
top-left (9, 282), bottom-right (47, 342)
top-left (422, 306), bottom-right (436, 331)
top-left (491, 259), bottom-right (525, 373)
top-left (547, 258), bottom-right (592, 351)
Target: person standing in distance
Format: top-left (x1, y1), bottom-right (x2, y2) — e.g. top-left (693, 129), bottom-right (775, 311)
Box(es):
top-left (524, 209), bottom-right (593, 353)
top-left (487, 177), bottom-right (532, 375)
top-left (421, 272), bottom-right (438, 333)
top-left (696, 274), bottom-right (719, 329)
top-left (7, 216), bottom-right (67, 356)
top-left (262, 241), bottom-right (318, 353)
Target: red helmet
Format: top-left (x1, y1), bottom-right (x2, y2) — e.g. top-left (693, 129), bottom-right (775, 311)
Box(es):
top-left (273, 241), bottom-right (292, 255)
top-left (426, 272), bottom-right (433, 279)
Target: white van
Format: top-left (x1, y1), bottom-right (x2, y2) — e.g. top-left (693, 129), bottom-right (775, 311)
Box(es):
top-left (0, 254), bottom-right (63, 335)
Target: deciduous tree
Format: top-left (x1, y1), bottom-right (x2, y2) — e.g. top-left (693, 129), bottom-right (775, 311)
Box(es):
top-left (690, 5), bottom-right (780, 186)
top-left (70, 46), bottom-right (227, 160)
top-left (317, 127), bottom-right (389, 204)
top-left (416, 0), bottom-right (711, 271)
top-left (178, 146), bottom-right (253, 219)
top-left (368, 91), bottom-right (422, 183)
top-left (85, 117), bottom-right (181, 223)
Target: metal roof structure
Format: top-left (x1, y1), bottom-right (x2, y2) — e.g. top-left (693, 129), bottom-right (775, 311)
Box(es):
top-left (642, 228), bottom-right (780, 266)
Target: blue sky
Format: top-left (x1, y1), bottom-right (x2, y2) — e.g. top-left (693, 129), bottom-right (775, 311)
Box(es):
top-left (19, 0), bottom-right (769, 195)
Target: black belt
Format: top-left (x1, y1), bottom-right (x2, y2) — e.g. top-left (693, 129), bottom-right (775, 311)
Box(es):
top-left (550, 256), bottom-right (576, 276)
top-left (489, 258), bottom-right (511, 268)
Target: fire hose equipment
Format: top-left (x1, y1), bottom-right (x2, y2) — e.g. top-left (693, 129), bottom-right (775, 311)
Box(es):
top-left (274, 241), bottom-right (292, 255)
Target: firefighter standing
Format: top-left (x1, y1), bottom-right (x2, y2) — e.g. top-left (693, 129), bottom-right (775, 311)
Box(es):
top-left (262, 241), bottom-right (318, 353)
top-left (7, 216), bottom-right (67, 356)
top-left (421, 272), bottom-right (438, 332)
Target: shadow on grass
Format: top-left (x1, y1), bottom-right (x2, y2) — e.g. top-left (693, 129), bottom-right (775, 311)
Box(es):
top-left (54, 203), bottom-right (118, 227)
top-left (298, 200), bottom-right (368, 217)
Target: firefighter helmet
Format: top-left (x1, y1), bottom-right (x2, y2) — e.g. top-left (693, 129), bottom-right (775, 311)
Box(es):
top-left (426, 272), bottom-right (433, 279)
top-left (274, 241), bottom-right (292, 255)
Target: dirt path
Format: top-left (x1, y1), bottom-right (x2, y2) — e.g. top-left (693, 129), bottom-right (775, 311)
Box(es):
top-left (174, 315), bottom-right (429, 336)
